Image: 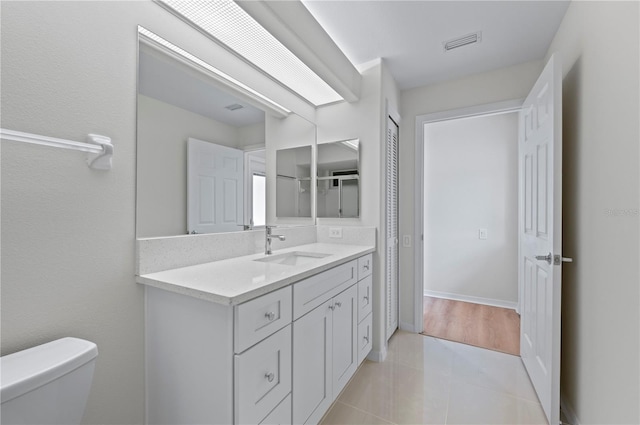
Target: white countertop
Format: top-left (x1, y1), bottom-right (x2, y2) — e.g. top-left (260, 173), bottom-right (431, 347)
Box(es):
top-left (136, 243), bottom-right (375, 305)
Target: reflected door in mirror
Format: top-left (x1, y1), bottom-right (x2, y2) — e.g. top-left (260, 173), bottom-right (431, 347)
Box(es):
top-left (187, 138), bottom-right (244, 233)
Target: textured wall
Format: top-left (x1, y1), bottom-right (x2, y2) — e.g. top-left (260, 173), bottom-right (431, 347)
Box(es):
top-left (544, 2), bottom-right (640, 423)
top-left (0, 2), bottom-right (313, 423)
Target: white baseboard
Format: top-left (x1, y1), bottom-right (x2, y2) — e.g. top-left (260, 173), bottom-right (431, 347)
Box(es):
top-left (560, 393), bottom-right (580, 425)
top-left (366, 346), bottom-right (387, 363)
top-left (424, 290), bottom-right (518, 310)
top-left (399, 321), bottom-right (418, 333)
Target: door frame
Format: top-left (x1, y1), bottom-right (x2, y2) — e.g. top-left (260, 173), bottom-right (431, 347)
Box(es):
top-left (412, 99), bottom-right (524, 333)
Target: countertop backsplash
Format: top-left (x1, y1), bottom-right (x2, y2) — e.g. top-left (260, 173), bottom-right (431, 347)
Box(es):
top-left (137, 225), bottom-right (375, 275)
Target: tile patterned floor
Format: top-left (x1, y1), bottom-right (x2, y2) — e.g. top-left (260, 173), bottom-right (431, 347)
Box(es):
top-left (320, 331), bottom-right (548, 425)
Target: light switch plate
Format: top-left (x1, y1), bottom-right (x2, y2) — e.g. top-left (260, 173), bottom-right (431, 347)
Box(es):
top-left (479, 228), bottom-right (488, 240)
top-left (329, 227), bottom-right (343, 238)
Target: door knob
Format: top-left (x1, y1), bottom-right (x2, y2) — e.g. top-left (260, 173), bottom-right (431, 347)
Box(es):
top-left (535, 253), bottom-right (553, 264)
top-left (536, 253), bottom-right (574, 265)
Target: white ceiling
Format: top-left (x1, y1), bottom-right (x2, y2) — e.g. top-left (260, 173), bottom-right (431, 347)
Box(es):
top-left (301, 0), bottom-right (570, 90)
top-left (138, 48), bottom-right (265, 127)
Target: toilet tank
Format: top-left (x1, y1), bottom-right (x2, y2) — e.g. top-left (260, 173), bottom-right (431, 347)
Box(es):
top-left (0, 337), bottom-right (98, 425)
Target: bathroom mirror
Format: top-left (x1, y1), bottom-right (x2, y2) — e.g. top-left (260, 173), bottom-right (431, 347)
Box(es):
top-left (276, 146), bottom-right (312, 218)
top-left (135, 28), bottom-right (315, 237)
top-left (317, 139), bottom-right (360, 218)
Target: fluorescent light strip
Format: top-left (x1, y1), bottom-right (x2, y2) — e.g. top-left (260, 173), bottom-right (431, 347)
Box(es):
top-left (138, 27), bottom-right (290, 115)
top-left (158, 0), bottom-right (343, 106)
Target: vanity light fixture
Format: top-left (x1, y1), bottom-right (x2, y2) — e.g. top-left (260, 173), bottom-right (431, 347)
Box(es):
top-left (155, 0), bottom-right (344, 106)
top-left (138, 26), bottom-right (290, 117)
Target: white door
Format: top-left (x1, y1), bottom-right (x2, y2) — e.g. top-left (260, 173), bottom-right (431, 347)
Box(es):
top-left (385, 116), bottom-right (399, 340)
top-left (519, 54), bottom-right (563, 425)
top-left (187, 138), bottom-right (244, 234)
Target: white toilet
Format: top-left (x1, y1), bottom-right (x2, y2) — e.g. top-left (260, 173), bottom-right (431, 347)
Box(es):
top-left (0, 337), bottom-right (98, 425)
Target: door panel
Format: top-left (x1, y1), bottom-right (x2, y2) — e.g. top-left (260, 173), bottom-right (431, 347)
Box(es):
top-left (518, 54), bottom-right (562, 425)
top-left (293, 301), bottom-right (333, 425)
top-left (332, 284), bottom-right (358, 397)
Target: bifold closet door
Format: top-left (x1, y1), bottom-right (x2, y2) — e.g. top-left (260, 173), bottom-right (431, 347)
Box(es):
top-left (385, 116), bottom-right (399, 340)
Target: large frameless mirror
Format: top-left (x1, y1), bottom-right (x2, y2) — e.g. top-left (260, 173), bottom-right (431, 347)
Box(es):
top-left (316, 139), bottom-right (360, 218)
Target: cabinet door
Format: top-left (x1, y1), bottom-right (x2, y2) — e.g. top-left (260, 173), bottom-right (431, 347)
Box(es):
top-left (293, 300), bottom-right (333, 425)
top-left (331, 284), bottom-right (358, 397)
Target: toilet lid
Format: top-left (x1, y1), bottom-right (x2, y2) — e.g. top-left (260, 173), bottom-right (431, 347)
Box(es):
top-left (0, 337), bottom-right (98, 403)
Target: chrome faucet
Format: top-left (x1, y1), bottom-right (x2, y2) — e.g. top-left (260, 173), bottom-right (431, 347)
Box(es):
top-left (265, 226), bottom-right (286, 255)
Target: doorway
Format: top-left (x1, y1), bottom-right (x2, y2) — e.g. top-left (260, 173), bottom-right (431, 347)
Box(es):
top-left (421, 111), bottom-right (520, 355)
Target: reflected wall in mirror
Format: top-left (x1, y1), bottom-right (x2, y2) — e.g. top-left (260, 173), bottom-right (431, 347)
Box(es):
top-left (276, 146), bottom-right (312, 218)
top-left (136, 33), bottom-right (269, 237)
top-left (317, 139), bottom-right (360, 218)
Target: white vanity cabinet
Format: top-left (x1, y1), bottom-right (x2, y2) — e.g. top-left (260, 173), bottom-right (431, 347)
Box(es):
top-left (145, 285), bottom-right (292, 425)
top-left (144, 251), bottom-right (373, 425)
top-left (292, 254), bottom-right (373, 425)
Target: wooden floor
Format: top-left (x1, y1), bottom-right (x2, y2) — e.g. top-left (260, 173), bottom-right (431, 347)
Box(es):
top-left (421, 296), bottom-right (521, 356)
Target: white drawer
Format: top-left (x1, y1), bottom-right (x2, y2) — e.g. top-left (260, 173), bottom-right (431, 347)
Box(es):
top-left (259, 394), bottom-right (291, 425)
top-left (234, 286), bottom-right (292, 353)
top-left (357, 274), bottom-right (372, 323)
top-left (357, 313), bottom-right (372, 365)
top-left (235, 325), bottom-right (292, 425)
top-left (357, 254), bottom-right (373, 280)
top-left (293, 260), bottom-right (357, 320)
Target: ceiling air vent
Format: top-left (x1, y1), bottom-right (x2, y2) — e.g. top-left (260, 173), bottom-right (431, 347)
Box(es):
top-left (225, 103), bottom-right (244, 111)
top-left (443, 32), bottom-right (482, 52)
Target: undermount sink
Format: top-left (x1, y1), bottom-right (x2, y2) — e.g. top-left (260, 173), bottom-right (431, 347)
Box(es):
top-left (254, 251), bottom-right (331, 266)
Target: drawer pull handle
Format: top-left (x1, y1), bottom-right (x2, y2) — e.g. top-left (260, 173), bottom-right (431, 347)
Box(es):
top-left (265, 311), bottom-right (276, 321)
top-left (265, 372), bottom-right (275, 382)
top-left (334, 301), bottom-right (342, 308)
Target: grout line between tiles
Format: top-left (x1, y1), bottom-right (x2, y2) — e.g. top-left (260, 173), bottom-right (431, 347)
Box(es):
top-left (333, 400), bottom-right (397, 425)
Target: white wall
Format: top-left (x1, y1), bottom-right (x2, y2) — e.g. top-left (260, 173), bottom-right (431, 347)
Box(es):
top-left (137, 95), bottom-right (258, 237)
top-left (316, 59), bottom-right (400, 359)
top-left (398, 59), bottom-right (543, 329)
top-left (0, 2), bottom-right (314, 424)
top-left (424, 113), bottom-right (518, 306)
top-left (543, 2), bottom-right (640, 423)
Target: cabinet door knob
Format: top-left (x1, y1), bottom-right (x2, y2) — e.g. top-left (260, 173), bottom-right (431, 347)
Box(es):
top-left (265, 372), bottom-right (275, 382)
top-left (334, 301), bottom-right (342, 308)
top-left (328, 304), bottom-right (335, 311)
top-left (363, 263), bottom-right (370, 270)
top-left (265, 311), bottom-right (276, 321)
top-left (363, 336), bottom-right (369, 344)
top-left (363, 296), bottom-right (369, 303)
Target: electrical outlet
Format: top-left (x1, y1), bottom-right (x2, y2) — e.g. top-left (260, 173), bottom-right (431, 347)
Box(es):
top-left (479, 228), bottom-right (488, 240)
top-left (402, 235), bottom-right (411, 247)
top-left (329, 227), bottom-right (343, 238)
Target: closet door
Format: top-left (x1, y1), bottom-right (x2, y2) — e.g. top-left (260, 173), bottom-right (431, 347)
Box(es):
top-left (385, 116), bottom-right (399, 340)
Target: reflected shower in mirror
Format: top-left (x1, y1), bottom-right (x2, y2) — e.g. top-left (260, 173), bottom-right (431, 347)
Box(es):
top-left (136, 32), bottom-right (269, 237)
top-left (317, 139), bottom-right (360, 218)
top-left (276, 146), bottom-right (312, 218)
